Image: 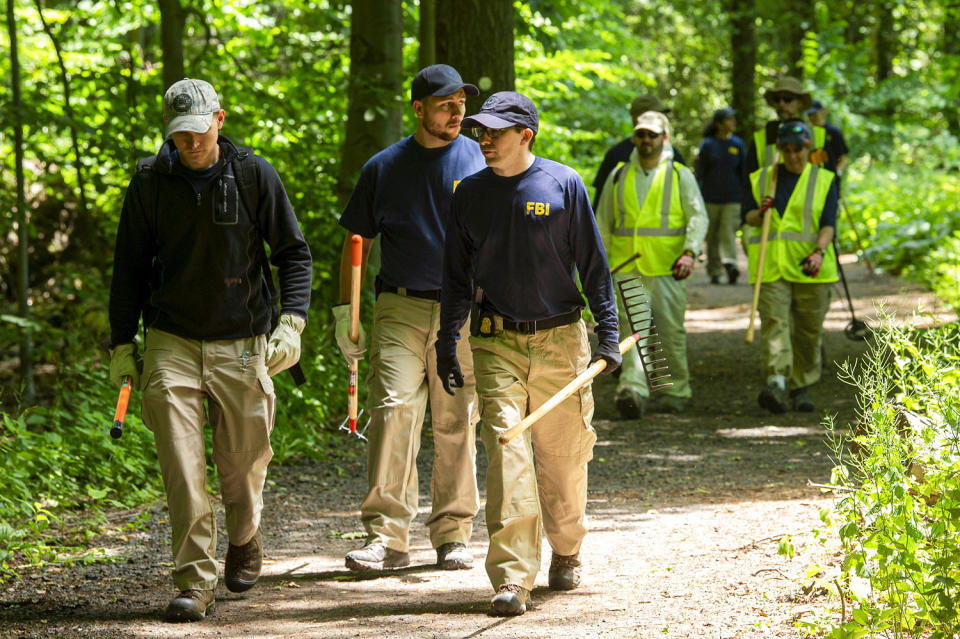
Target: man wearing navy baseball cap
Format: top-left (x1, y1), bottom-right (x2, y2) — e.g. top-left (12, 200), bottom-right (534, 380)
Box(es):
top-left (436, 91), bottom-right (620, 616)
top-left (337, 64), bottom-right (485, 574)
top-left (805, 99), bottom-right (849, 191)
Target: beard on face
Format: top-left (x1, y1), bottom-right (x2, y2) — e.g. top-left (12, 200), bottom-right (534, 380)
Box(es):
top-left (638, 140), bottom-right (664, 161)
top-left (423, 116), bottom-right (459, 142)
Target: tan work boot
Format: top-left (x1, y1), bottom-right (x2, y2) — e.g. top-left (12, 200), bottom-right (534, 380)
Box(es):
top-left (164, 589), bottom-right (215, 622)
top-left (548, 552), bottom-right (582, 590)
top-left (225, 527), bottom-right (262, 593)
top-left (490, 584), bottom-right (531, 616)
top-left (436, 542), bottom-right (473, 570)
top-left (345, 542), bottom-right (410, 571)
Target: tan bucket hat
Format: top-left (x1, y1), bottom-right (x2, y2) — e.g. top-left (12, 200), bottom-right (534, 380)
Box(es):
top-left (763, 76), bottom-right (812, 111)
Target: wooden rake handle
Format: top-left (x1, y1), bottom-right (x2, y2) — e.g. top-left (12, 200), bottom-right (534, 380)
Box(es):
top-left (746, 156), bottom-right (779, 345)
top-left (347, 234), bottom-right (362, 431)
top-left (498, 333), bottom-right (641, 446)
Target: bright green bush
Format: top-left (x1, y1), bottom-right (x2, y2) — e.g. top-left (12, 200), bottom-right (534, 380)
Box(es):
top-left (802, 317), bottom-right (960, 638)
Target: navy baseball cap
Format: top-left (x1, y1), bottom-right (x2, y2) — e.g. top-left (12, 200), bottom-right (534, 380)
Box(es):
top-left (713, 107), bottom-right (736, 121)
top-left (411, 64), bottom-right (479, 102)
top-left (777, 120), bottom-right (812, 147)
top-left (460, 91), bottom-right (539, 133)
top-left (805, 99), bottom-right (825, 115)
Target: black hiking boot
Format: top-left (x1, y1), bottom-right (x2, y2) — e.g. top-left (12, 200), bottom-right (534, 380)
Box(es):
top-left (548, 552), bottom-right (582, 591)
top-left (164, 589), bottom-right (215, 622)
top-left (225, 527), bottom-right (262, 593)
top-left (491, 584), bottom-right (531, 616)
top-left (437, 542), bottom-right (473, 570)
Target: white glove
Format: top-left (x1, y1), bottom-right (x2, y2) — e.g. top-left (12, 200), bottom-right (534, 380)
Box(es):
top-left (265, 314), bottom-right (306, 377)
top-left (332, 304), bottom-right (366, 365)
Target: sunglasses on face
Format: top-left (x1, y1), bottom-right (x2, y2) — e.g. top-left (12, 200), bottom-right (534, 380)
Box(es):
top-left (771, 94), bottom-right (796, 104)
top-left (633, 130), bottom-right (661, 140)
top-left (471, 125), bottom-right (523, 140)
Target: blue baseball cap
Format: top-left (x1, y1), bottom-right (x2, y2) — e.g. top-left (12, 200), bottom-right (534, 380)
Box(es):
top-left (460, 91), bottom-right (539, 133)
top-left (777, 120), bottom-right (812, 147)
top-left (411, 64), bottom-right (479, 103)
top-left (713, 107), bottom-right (736, 122)
top-left (805, 99), bottom-right (825, 116)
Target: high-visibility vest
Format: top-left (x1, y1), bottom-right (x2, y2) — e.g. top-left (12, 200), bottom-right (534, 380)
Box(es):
top-left (745, 164), bottom-right (839, 284)
top-left (607, 160), bottom-right (687, 276)
top-left (754, 129), bottom-right (775, 170)
top-left (809, 125), bottom-right (828, 166)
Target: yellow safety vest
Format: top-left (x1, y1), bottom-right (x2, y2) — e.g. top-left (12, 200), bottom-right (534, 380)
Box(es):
top-left (809, 125), bottom-right (828, 166)
top-left (756, 124), bottom-right (827, 166)
top-left (745, 164), bottom-right (839, 284)
top-left (607, 161), bottom-right (687, 276)
top-left (754, 129), bottom-right (776, 170)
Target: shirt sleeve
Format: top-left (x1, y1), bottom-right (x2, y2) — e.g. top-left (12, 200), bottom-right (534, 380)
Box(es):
top-left (338, 161), bottom-right (379, 238)
top-left (592, 146), bottom-right (620, 209)
top-left (819, 177), bottom-right (839, 230)
top-left (437, 189), bottom-right (475, 360)
top-left (595, 167), bottom-right (619, 251)
top-left (678, 166), bottom-right (709, 251)
top-left (568, 177), bottom-right (619, 346)
top-left (109, 175), bottom-right (157, 346)
top-left (256, 157), bottom-right (313, 321)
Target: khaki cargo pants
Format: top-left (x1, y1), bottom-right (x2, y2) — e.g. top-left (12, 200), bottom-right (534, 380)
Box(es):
top-left (360, 292), bottom-right (479, 551)
top-left (758, 279), bottom-right (832, 390)
top-left (140, 328), bottom-right (275, 591)
top-left (471, 320), bottom-right (597, 592)
top-left (615, 273), bottom-right (692, 401)
top-left (705, 202), bottom-right (741, 278)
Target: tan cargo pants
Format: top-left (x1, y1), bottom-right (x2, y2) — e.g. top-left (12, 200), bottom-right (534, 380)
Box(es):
top-left (615, 273), bottom-right (691, 400)
top-left (360, 292), bottom-right (479, 551)
top-left (705, 202), bottom-right (741, 278)
top-left (471, 320), bottom-right (597, 592)
top-left (140, 328), bottom-right (275, 591)
top-left (758, 279), bottom-right (832, 390)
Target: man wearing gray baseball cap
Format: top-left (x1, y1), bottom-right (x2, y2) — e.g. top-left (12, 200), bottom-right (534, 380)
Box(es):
top-left (108, 78), bottom-right (312, 621)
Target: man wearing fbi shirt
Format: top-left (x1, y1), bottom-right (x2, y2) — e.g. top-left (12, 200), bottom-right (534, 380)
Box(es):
top-left (435, 91), bottom-right (621, 617)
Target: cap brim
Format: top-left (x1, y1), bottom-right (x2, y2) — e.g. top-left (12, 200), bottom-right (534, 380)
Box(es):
top-left (165, 113), bottom-right (214, 138)
top-left (420, 82), bottom-right (480, 101)
top-left (460, 113), bottom-right (517, 130)
top-left (777, 135), bottom-right (808, 147)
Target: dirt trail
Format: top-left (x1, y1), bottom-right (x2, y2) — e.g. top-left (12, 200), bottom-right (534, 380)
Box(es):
top-left (2, 256), bottom-right (954, 639)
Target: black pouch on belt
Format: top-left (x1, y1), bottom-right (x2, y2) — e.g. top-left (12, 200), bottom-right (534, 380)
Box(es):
top-left (469, 286), bottom-right (496, 338)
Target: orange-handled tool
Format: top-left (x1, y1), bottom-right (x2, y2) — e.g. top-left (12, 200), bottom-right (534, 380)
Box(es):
top-left (110, 376), bottom-right (132, 439)
top-left (347, 234), bottom-right (362, 434)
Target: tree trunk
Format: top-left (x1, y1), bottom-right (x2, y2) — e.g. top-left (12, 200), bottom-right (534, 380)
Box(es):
top-left (7, 0), bottom-right (35, 403)
top-left (436, 0), bottom-right (514, 115)
top-left (418, 0), bottom-right (435, 70)
top-left (782, 3), bottom-right (805, 78)
top-left (158, 0), bottom-right (185, 90)
top-left (335, 0), bottom-right (403, 208)
top-left (875, 1), bottom-right (895, 84)
top-left (943, 1), bottom-right (960, 139)
top-left (728, 0), bottom-right (756, 138)
top-left (34, 0), bottom-right (88, 217)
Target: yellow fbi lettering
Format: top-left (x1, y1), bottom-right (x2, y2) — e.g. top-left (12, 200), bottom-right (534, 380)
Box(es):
top-left (525, 201), bottom-right (551, 217)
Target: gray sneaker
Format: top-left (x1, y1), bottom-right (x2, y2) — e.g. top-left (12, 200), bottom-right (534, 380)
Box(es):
top-left (491, 584), bottom-right (531, 616)
top-left (345, 542), bottom-right (410, 571)
top-left (164, 589), bottom-right (215, 622)
top-left (548, 552), bottom-right (581, 591)
top-left (225, 527), bottom-right (262, 593)
top-left (436, 542), bottom-right (473, 570)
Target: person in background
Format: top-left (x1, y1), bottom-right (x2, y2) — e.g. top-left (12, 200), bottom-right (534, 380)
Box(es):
top-left (334, 64), bottom-right (485, 574)
top-left (108, 78), bottom-right (312, 622)
top-left (744, 76), bottom-right (812, 176)
top-left (595, 111), bottom-right (708, 419)
top-left (696, 107), bottom-right (746, 285)
top-left (741, 121), bottom-right (838, 414)
top-left (806, 99), bottom-right (849, 193)
top-left (593, 93), bottom-right (686, 208)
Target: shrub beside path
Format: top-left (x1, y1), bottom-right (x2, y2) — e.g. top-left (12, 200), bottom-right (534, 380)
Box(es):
top-left (1, 256), bottom-right (954, 638)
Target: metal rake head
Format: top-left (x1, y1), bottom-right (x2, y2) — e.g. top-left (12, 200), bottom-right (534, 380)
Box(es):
top-left (338, 409), bottom-right (370, 442)
top-left (616, 277), bottom-right (673, 392)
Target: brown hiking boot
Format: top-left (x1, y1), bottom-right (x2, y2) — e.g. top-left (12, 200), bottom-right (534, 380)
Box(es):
top-left (164, 589), bottom-right (215, 622)
top-left (436, 542), bottom-right (473, 570)
top-left (225, 527), bottom-right (262, 593)
top-left (345, 542), bottom-right (410, 571)
top-left (548, 552), bottom-right (582, 591)
top-left (490, 583), bottom-right (531, 616)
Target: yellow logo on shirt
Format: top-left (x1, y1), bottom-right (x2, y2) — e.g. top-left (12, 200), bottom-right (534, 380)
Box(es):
top-left (728, 147), bottom-right (739, 155)
top-left (453, 180), bottom-right (462, 193)
top-left (525, 201), bottom-right (551, 217)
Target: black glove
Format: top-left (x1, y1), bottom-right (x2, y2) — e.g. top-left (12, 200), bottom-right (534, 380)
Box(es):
top-left (590, 340), bottom-right (622, 375)
top-left (436, 353), bottom-right (464, 396)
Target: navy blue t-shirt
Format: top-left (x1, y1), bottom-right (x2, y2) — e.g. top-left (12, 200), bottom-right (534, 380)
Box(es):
top-left (438, 156), bottom-right (619, 357)
top-left (339, 134), bottom-right (485, 290)
top-left (696, 135), bottom-right (746, 204)
top-left (819, 122), bottom-right (849, 175)
top-left (741, 165), bottom-right (838, 229)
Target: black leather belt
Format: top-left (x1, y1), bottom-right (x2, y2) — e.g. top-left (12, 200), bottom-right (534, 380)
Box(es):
top-left (499, 309), bottom-right (581, 334)
top-left (375, 277), bottom-right (441, 301)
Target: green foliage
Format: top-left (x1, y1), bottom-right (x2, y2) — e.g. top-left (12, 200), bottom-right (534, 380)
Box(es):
top-left (843, 168), bottom-right (960, 312)
top-left (800, 317), bottom-right (960, 637)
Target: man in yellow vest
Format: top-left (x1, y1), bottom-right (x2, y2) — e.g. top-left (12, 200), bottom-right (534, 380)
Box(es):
top-left (742, 121), bottom-right (839, 413)
top-left (596, 111), bottom-right (708, 418)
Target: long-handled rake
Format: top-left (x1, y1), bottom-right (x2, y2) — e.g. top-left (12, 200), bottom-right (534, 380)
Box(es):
top-left (338, 234), bottom-right (369, 442)
top-left (498, 276), bottom-right (671, 445)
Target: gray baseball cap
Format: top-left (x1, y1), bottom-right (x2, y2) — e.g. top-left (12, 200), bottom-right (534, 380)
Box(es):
top-left (162, 78), bottom-right (221, 138)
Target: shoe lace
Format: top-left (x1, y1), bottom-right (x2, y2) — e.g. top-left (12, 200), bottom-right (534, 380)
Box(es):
top-left (551, 554), bottom-right (580, 568)
top-left (498, 584), bottom-right (522, 594)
